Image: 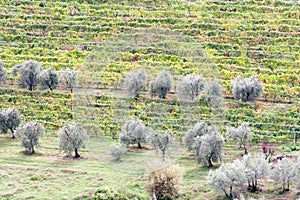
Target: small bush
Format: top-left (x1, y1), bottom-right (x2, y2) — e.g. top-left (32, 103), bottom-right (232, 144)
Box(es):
top-left (91, 187), bottom-right (129, 200)
top-left (110, 145), bottom-right (126, 161)
top-left (147, 163), bottom-right (183, 200)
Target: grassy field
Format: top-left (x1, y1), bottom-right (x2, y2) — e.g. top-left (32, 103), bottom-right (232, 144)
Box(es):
top-left (1, 134), bottom-right (299, 200)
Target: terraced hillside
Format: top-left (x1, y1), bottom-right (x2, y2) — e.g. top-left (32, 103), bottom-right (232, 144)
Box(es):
top-left (0, 0), bottom-right (299, 139)
top-left (0, 88), bottom-right (73, 131)
top-left (0, 0), bottom-right (299, 100)
top-left (0, 1), bottom-right (300, 199)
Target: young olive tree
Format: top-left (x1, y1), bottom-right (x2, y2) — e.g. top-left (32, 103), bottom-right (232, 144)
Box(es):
top-left (12, 60), bottom-right (42, 91)
top-left (243, 154), bottom-right (269, 192)
top-left (231, 75), bottom-right (263, 102)
top-left (193, 127), bottom-right (224, 167)
top-left (183, 121), bottom-right (210, 151)
top-left (58, 123), bottom-right (88, 158)
top-left (147, 130), bottom-right (174, 161)
top-left (59, 67), bottom-right (78, 93)
top-left (176, 74), bottom-right (205, 101)
top-left (123, 69), bottom-right (147, 99)
top-left (119, 119), bottom-right (147, 149)
top-left (150, 70), bottom-right (173, 99)
top-left (204, 80), bottom-right (223, 108)
top-left (14, 121), bottom-right (45, 154)
top-left (207, 159), bottom-right (246, 199)
top-left (0, 59), bottom-right (7, 85)
top-left (110, 145), bottom-right (126, 161)
top-left (271, 158), bottom-right (298, 192)
top-left (38, 67), bottom-right (58, 91)
top-left (227, 123), bottom-right (253, 155)
top-left (0, 108), bottom-right (21, 138)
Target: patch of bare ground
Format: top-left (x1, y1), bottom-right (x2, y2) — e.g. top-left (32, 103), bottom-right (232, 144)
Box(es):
top-left (60, 168), bottom-right (87, 175)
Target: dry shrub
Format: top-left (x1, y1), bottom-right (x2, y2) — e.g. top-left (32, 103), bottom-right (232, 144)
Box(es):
top-left (146, 162), bottom-right (183, 200)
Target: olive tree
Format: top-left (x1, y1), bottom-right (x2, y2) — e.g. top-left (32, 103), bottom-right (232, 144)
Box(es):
top-left (183, 121), bottom-right (210, 150)
top-left (119, 119), bottom-right (147, 149)
top-left (12, 60), bottom-right (42, 91)
top-left (271, 158), bottom-right (298, 192)
top-left (0, 59), bottom-right (7, 85)
top-left (227, 123), bottom-right (253, 155)
top-left (0, 108), bottom-right (21, 138)
top-left (123, 69), bottom-right (147, 99)
top-left (176, 74), bottom-right (205, 101)
top-left (38, 67), bottom-right (58, 91)
top-left (58, 123), bottom-right (88, 158)
top-left (59, 67), bottom-right (78, 93)
top-left (150, 70), bottom-right (173, 99)
top-left (193, 126), bottom-right (224, 167)
top-left (14, 121), bottom-right (45, 154)
top-left (207, 159), bottom-right (246, 199)
top-left (110, 145), bottom-right (126, 161)
top-left (204, 80), bottom-right (223, 108)
top-left (243, 154), bottom-right (269, 192)
top-left (147, 130), bottom-right (174, 161)
top-left (231, 75), bottom-right (263, 102)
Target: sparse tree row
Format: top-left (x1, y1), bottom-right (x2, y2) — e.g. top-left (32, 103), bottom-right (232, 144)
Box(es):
top-left (0, 107), bottom-right (88, 158)
top-left (123, 68), bottom-right (263, 107)
top-left (1, 60), bottom-right (263, 104)
top-left (0, 59), bottom-right (78, 93)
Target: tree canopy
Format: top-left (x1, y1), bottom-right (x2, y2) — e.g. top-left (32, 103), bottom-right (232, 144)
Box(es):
top-left (12, 60), bottom-right (42, 91)
top-left (14, 121), bottom-right (45, 154)
top-left (58, 123), bottom-right (88, 158)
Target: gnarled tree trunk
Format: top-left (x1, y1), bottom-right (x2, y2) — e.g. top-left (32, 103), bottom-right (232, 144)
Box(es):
top-left (74, 148), bottom-right (80, 158)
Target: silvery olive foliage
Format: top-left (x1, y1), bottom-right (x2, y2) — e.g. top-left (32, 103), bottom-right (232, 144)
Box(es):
top-left (14, 121), bottom-right (45, 154)
top-left (0, 108), bottom-right (21, 138)
top-left (59, 67), bottom-right (78, 93)
top-left (231, 75), bottom-right (263, 102)
top-left (192, 126), bottom-right (224, 167)
top-left (149, 70), bottom-right (173, 99)
top-left (147, 130), bottom-right (174, 161)
top-left (0, 59), bottom-right (7, 85)
top-left (38, 67), bottom-right (58, 91)
top-left (183, 121), bottom-right (210, 151)
top-left (119, 119), bottom-right (147, 149)
top-left (58, 123), bottom-right (88, 158)
top-left (12, 60), bottom-right (42, 91)
top-left (204, 79), bottom-right (223, 108)
top-left (227, 123), bottom-right (253, 155)
top-left (176, 74), bottom-right (205, 101)
top-left (207, 159), bottom-right (246, 199)
top-left (110, 145), bottom-right (126, 161)
top-left (123, 69), bottom-right (147, 98)
top-left (271, 158), bottom-right (298, 192)
top-left (243, 154), bottom-right (269, 192)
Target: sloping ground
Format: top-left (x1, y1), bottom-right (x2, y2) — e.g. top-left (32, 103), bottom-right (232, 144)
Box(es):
top-left (0, 86), bottom-right (298, 140)
top-left (0, 0), bottom-right (299, 100)
top-left (73, 90), bottom-right (300, 140)
top-left (0, 0), bottom-right (299, 139)
top-left (0, 88), bottom-right (73, 131)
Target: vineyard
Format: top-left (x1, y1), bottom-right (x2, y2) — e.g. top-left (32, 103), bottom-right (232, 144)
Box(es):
top-left (0, 0), bottom-right (300, 199)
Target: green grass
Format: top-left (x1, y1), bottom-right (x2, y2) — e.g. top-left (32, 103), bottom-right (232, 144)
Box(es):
top-left (1, 134), bottom-right (299, 199)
